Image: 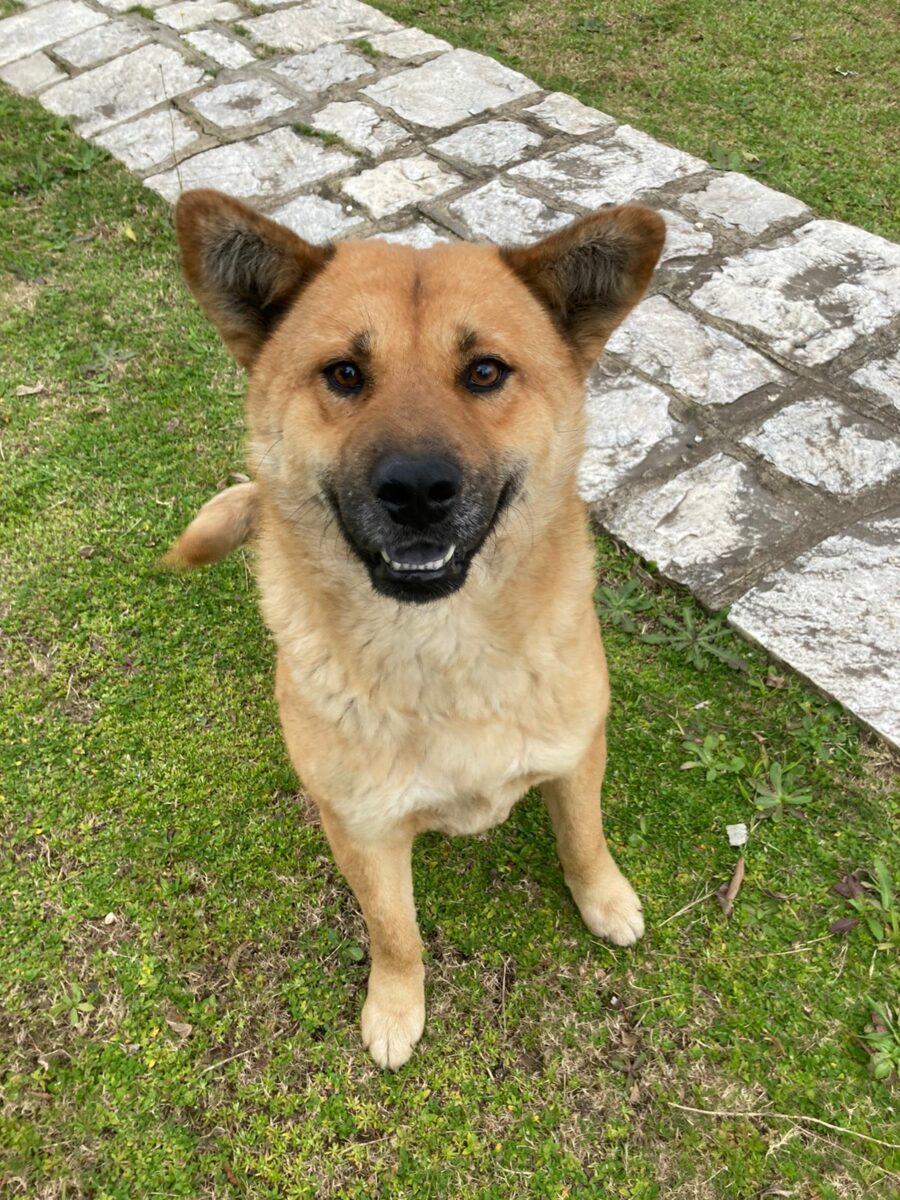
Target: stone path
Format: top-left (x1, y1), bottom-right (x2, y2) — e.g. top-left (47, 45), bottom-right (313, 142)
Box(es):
top-left (3, 0), bottom-right (899, 747)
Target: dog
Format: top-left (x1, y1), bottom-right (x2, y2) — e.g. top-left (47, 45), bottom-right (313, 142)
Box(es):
top-left (166, 189), bottom-right (665, 1069)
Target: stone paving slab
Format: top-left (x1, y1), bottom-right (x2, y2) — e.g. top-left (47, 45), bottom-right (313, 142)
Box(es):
top-left (606, 295), bottom-right (787, 407)
top-left (690, 221), bottom-right (900, 367)
top-left (362, 49), bottom-right (538, 128)
top-left (2, 0), bottom-right (898, 747)
top-left (730, 512), bottom-right (900, 747)
top-left (42, 44), bottom-right (207, 135)
top-left (0, 0), bottom-right (105, 68)
top-left (604, 453), bottom-right (804, 608)
top-left (742, 397), bottom-right (900, 497)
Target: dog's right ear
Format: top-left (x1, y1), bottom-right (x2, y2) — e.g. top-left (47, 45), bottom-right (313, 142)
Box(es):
top-left (174, 189), bottom-right (332, 369)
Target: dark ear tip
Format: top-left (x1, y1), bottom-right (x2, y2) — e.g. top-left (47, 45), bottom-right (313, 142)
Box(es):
top-left (589, 203), bottom-right (666, 250)
top-left (621, 204), bottom-right (667, 244)
top-left (174, 188), bottom-right (233, 228)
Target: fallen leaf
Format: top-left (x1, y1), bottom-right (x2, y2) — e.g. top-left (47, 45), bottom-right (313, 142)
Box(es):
top-left (121, 223), bottom-right (138, 242)
top-left (829, 917), bottom-right (859, 936)
top-left (164, 418), bottom-right (180, 433)
top-left (870, 1009), bottom-right (888, 1035)
top-left (718, 856), bottom-right (745, 916)
top-left (765, 673), bottom-right (786, 688)
top-left (165, 1017), bottom-right (193, 1038)
top-left (78, 546), bottom-right (95, 559)
top-left (16, 383), bottom-right (46, 397)
top-left (832, 872), bottom-right (864, 899)
top-left (103, 911), bottom-right (116, 925)
top-left (229, 471), bottom-right (250, 484)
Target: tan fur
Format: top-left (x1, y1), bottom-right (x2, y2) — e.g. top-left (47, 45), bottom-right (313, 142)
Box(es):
top-left (170, 190), bottom-right (665, 1069)
top-left (163, 481), bottom-right (258, 568)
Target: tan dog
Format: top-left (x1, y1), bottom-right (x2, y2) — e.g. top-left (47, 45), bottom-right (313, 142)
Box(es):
top-left (167, 190), bottom-right (665, 1069)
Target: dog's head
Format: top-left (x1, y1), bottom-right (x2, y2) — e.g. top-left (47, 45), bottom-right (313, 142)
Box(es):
top-left (175, 190), bottom-right (664, 603)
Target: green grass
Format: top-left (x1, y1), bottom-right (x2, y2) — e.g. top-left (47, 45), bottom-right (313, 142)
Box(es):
top-left (1, 93), bottom-right (899, 1199)
top-left (372, 0), bottom-right (900, 241)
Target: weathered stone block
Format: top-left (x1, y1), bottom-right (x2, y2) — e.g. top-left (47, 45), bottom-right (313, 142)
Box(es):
top-left (341, 154), bottom-right (463, 218)
top-left (42, 44), bottom-right (206, 135)
top-left (851, 352), bottom-right (900, 412)
top-left (184, 30), bottom-right (256, 69)
top-left (742, 397), bottom-right (900, 494)
top-left (577, 371), bottom-right (684, 499)
top-left (154, 0), bottom-right (242, 32)
top-left (373, 224), bottom-right (451, 248)
top-left (362, 49), bottom-right (539, 129)
top-left (55, 19), bottom-right (146, 68)
top-left (657, 208), bottom-right (714, 264)
top-left (447, 179), bottom-right (570, 244)
top-left (0, 0), bottom-right (106, 68)
top-left (311, 101), bottom-right (407, 155)
top-left (524, 91), bottom-right (614, 135)
top-left (431, 120), bottom-right (542, 169)
top-left (146, 127), bottom-right (355, 202)
top-left (690, 221), bottom-right (900, 367)
top-left (271, 193), bottom-right (361, 241)
top-left (605, 453), bottom-right (798, 600)
top-left (245, 0), bottom-right (398, 54)
top-left (0, 51), bottom-right (65, 93)
top-left (190, 78), bottom-right (296, 130)
top-left (729, 512), bottom-right (900, 748)
top-left (511, 125), bottom-right (706, 208)
top-left (273, 43), bottom-right (373, 92)
top-left (307, 0), bottom-right (402, 35)
top-left (94, 106), bottom-right (201, 172)
top-left (367, 28), bottom-right (450, 57)
top-left (678, 172), bottom-right (808, 236)
top-left (606, 295), bottom-right (786, 405)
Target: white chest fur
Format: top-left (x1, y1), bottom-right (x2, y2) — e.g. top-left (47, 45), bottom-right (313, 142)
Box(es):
top-left (266, 573), bottom-right (605, 842)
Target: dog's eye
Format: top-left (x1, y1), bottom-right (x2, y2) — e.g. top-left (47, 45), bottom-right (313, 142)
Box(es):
top-left (324, 361), bottom-right (365, 394)
top-left (465, 358), bottom-right (509, 394)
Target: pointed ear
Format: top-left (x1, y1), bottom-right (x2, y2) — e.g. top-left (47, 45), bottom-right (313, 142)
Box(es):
top-left (502, 205), bottom-right (666, 368)
top-left (174, 189), bottom-right (332, 369)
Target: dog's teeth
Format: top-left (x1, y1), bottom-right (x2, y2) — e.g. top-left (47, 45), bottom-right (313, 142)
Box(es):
top-left (383, 544), bottom-right (457, 572)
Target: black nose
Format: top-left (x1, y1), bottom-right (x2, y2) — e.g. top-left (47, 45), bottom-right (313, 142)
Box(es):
top-left (371, 454), bottom-right (462, 529)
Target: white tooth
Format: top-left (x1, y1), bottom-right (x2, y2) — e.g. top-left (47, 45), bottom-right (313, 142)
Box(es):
top-left (381, 549), bottom-right (391, 563)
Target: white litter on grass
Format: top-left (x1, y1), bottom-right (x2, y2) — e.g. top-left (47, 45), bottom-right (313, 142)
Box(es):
top-left (726, 823), bottom-right (748, 847)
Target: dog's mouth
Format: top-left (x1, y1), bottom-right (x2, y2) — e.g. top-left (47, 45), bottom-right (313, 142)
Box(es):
top-left (325, 476), bottom-right (519, 605)
top-left (379, 542), bottom-right (457, 577)
top-left (367, 538), bottom-right (467, 602)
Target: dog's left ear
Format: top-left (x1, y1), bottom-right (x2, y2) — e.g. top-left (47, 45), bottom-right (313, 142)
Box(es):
top-left (174, 189), bottom-right (332, 369)
top-left (503, 205), bottom-right (666, 368)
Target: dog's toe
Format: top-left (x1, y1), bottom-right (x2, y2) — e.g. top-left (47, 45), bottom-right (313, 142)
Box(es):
top-left (361, 992), bottom-right (425, 1071)
top-left (573, 872), bottom-right (645, 947)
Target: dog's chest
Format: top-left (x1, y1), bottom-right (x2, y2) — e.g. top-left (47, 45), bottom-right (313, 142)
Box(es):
top-left (279, 604), bottom-right (603, 840)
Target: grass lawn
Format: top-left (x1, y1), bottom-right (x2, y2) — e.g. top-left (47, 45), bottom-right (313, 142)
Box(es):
top-left (1, 85), bottom-right (899, 1200)
top-left (375, 0), bottom-right (900, 241)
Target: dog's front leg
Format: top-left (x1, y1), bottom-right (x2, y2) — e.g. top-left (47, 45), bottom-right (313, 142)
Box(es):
top-left (318, 806), bottom-right (424, 1070)
top-left (542, 723), bottom-right (644, 946)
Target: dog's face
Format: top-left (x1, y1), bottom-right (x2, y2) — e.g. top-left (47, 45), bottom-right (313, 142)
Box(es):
top-left (175, 192), bottom-right (664, 603)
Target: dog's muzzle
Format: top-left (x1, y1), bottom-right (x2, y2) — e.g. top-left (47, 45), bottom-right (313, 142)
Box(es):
top-left (326, 455), bottom-right (518, 604)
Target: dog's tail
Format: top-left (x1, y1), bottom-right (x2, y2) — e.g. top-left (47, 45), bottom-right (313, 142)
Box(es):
top-left (163, 481), bottom-right (258, 569)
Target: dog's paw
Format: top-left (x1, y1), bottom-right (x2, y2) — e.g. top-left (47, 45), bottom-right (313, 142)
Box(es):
top-left (572, 870), bottom-right (644, 947)
top-left (361, 984), bottom-right (425, 1071)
